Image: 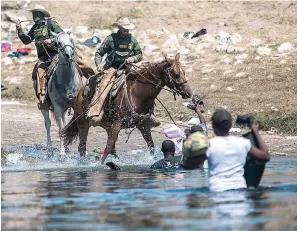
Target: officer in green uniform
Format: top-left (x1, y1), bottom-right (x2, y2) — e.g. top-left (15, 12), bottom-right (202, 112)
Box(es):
top-left (16, 5), bottom-right (95, 109)
top-left (17, 5), bottom-right (63, 61)
top-left (16, 5), bottom-right (63, 107)
top-left (91, 17), bottom-right (160, 127)
top-left (94, 17), bottom-right (142, 72)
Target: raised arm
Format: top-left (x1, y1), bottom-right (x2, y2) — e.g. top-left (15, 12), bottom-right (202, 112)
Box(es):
top-left (194, 105), bottom-right (208, 135)
top-left (17, 22), bottom-right (36, 45)
top-left (248, 122), bottom-right (270, 161)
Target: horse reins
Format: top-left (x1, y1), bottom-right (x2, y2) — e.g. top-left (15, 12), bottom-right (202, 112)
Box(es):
top-left (128, 63), bottom-right (186, 97)
top-left (127, 62), bottom-right (185, 126)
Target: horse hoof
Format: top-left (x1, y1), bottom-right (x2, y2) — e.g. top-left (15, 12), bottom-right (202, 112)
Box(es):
top-left (65, 146), bottom-right (70, 154)
top-left (47, 153), bottom-right (54, 159)
top-left (111, 153), bottom-right (120, 159)
top-left (46, 149), bottom-right (54, 158)
top-left (58, 155), bottom-right (67, 162)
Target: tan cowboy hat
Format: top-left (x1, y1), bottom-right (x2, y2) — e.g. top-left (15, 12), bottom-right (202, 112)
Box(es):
top-left (27, 4), bottom-right (50, 17)
top-left (113, 17), bottom-right (135, 30)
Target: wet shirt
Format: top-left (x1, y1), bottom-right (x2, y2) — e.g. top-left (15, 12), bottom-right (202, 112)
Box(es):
top-left (150, 156), bottom-right (182, 170)
top-left (95, 31), bottom-right (143, 69)
top-left (206, 136), bottom-right (252, 192)
top-left (17, 19), bottom-right (63, 60)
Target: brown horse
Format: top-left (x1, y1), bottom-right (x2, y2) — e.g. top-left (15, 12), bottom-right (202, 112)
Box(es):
top-left (61, 53), bottom-right (192, 163)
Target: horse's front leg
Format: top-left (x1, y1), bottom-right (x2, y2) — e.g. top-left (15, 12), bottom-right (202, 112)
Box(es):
top-left (101, 121), bottom-right (121, 164)
top-left (61, 111), bottom-right (70, 153)
top-left (41, 109), bottom-right (53, 156)
top-left (137, 124), bottom-right (155, 155)
top-left (54, 106), bottom-right (67, 155)
top-left (78, 118), bottom-right (90, 157)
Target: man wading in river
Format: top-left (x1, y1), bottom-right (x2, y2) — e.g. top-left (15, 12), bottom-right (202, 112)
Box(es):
top-left (88, 17), bottom-right (160, 127)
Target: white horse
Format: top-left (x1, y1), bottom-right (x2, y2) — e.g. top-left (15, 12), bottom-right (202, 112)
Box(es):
top-left (41, 31), bottom-right (82, 156)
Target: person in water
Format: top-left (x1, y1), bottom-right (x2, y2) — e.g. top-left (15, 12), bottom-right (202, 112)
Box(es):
top-left (184, 125), bottom-right (204, 140)
top-left (150, 140), bottom-right (181, 170)
top-left (150, 132), bottom-right (209, 170)
top-left (206, 108), bottom-right (270, 192)
top-left (180, 132), bottom-right (209, 170)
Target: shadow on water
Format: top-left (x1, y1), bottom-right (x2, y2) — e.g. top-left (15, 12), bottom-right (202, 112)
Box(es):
top-left (1, 145), bottom-right (297, 230)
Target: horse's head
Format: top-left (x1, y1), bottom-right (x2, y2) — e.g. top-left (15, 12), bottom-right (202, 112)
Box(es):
top-left (163, 53), bottom-right (192, 99)
top-left (51, 31), bottom-right (75, 62)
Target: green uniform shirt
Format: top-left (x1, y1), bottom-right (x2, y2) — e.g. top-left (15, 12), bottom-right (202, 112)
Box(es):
top-left (17, 19), bottom-right (63, 61)
top-left (95, 31), bottom-right (143, 69)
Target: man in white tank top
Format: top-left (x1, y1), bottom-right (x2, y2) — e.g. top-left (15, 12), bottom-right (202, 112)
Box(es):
top-left (206, 109), bottom-right (270, 192)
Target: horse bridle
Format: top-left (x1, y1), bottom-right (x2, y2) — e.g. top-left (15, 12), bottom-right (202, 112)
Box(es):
top-left (164, 62), bottom-right (188, 97)
top-left (55, 33), bottom-right (75, 63)
top-left (165, 66), bottom-right (187, 84)
top-left (129, 61), bottom-right (188, 97)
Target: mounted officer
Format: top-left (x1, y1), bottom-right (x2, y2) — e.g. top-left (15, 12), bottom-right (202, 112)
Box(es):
top-left (16, 5), bottom-right (94, 109)
top-left (88, 17), bottom-right (160, 127)
top-left (94, 17), bottom-right (142, 72)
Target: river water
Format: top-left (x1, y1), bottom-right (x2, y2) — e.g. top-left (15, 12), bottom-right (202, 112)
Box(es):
top-left (1, 148), bottom-right (297, 231)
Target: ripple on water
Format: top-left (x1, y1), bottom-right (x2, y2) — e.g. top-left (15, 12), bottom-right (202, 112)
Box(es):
top-left (1, 149), bottom-right (297, 230)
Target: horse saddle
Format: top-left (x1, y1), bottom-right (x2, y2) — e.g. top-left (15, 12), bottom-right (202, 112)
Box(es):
top-left (111, 70), bottom-right (127, 98)
top-left (84, 70), bottom-right (127, 101)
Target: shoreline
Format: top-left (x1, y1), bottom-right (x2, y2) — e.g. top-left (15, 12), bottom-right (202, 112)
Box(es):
top-left (1, 99), bottom-right (296, 156)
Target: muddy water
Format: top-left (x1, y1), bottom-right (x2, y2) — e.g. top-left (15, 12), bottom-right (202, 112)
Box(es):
top-left (1, 150), bottom-right (297, 231)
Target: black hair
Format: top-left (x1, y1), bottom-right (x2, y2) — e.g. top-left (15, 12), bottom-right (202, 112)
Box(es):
top-left (161, 140), bottom-right (175, 153)
top-left (184, 128), bottom-right (191, 139)
top-left (190, 125), bottom-right (204, 134)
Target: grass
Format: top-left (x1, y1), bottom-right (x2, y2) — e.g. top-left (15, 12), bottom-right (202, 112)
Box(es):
top-left (268, 43), bottom-right (281, 50)
top-left (257, 114), bottom-right (297, 135)
top-left (1, 149), bottom-right (13, 164)
top-left (1, 82), bottom-right (36, 101)
top-left (87, 6), bottom-right (144, 30)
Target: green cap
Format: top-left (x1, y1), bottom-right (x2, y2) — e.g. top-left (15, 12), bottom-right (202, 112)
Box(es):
top-left (182, 132), bottom-right (209, 160)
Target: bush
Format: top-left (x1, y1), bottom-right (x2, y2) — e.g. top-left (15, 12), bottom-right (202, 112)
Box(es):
top-left (1, 83), bottom-right (36, 101)
top-left (257, 114), bottom-right (297, 135)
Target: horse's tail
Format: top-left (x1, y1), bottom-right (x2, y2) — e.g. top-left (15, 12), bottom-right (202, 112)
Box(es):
top-left (61, 115), bottom-right (79, 146)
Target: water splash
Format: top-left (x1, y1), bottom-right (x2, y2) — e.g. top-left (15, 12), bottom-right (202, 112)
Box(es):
top-left (1, 144), bottom-right (163, 172)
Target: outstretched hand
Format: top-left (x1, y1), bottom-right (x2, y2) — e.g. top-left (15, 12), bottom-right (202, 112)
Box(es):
top-left (186, 104), bottom-right (196, 110)
top-left (16, 21), bottom-right (22, 31)
top-left (44, 39), bottom-right (52, 44)
top-left (97, 65), bottom-right (104, 73)
top-left (126, 57), bottom-right (134, 64)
